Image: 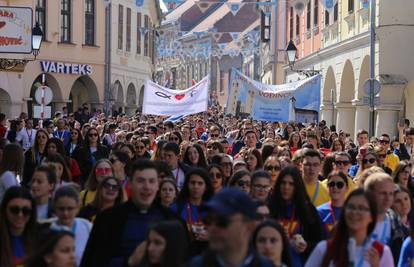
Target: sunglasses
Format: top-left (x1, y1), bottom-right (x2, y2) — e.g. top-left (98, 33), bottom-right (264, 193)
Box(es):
top-left (96, 168), bottom-right (113, 175)
top-left (210, 134), bottom-right (219, 138)
top-left (335, 160), bottom-right (350, 166)
top-left (327, 181), bottom-right (346, 189)
top-left (8, 206), bottom-right (32, 216)
top-left (103, 182), bottom-right (120, 191)
top-left (265, 165), bottom-right (281, 171)
top-left (237, 180), bottom-right (250, 187)
top-left (362, 158), bottom-right (376, 164)
top-left (89, 133), bottom-right (98, 137)
top-left (210, 172), bottom-right (222, 179)
top-left (379, 140), bottom-right (390, 144)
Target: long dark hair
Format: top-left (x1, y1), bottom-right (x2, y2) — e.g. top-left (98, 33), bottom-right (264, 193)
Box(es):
top-left (83, 127), bottom-right (102, 148)
top-left (321, 188), bottom-right (377, 267)
top-left (252, 220), bottom-right (293, 267)
top-left (183, 144), bottom-right (208, 169)
top-left (177, 168), bottom-right (214, 203)
top-left (0, 186), bottom-right (37, 267)
top-left (44, 153), bottom-right (72, 182)
top-left (45, 137), bottom-right (66, 157)
top-left (269, 166), bottom-right (317, 223)
top-left (0, 143), bottom-right (24, 177)
top-left (141, 221), bottom-right (189, 267)
top-left (25, 230), bottom-right (75, 267)
top-left (90, 176), bottom-right (124, 210)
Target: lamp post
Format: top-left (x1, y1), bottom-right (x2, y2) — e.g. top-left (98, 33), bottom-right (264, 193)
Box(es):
top-left (285, 40), bottom-right (320, 77)
top-left (0, 23), bottom-right (44, 70)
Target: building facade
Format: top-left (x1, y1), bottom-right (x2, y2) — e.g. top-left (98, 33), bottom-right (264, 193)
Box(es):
top-left (284, 0), bottom-right (414, 138)
top-left (0, 0), bottom-right (106, 118)
top-left (107, 0), bottom-right (162, 115)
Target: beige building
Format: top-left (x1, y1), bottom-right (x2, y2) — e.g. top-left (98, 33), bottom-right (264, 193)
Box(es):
top-left (107, 0), bottom-right (162, 115)
top-left (0, 0), bottom-right (106, 118)
top-left (284, 0), bottom-right (414, 138)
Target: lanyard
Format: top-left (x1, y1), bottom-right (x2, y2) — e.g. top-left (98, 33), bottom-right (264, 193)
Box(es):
top-left (281, 208), bottom-right (296, 237)
top-left (57, 130), bottom-right (65, 141)
top-left (355, 238), bottom-right (371, 267)
top-left (186, 202), bottom-right (202, 225)
top-left (311, 182), bottom-right (320, 204)
top-left (26, 129), bottom-right (33, 141)
top-left (110, 134), bottom-right (116, 143)
top-left (175, 168), bottom-right (181, 181)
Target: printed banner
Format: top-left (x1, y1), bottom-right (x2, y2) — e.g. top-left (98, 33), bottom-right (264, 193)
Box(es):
top-left (0, 6), bottom-right (33, 53)
top-left (227, 69), bottom-right (321, 123)
top-left (143, 75), bottom-right (209, 116)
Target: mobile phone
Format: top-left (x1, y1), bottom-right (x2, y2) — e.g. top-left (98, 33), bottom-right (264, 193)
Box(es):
top-left (359, 147), bottom-right (367, 157)
top-left (399, 118), bottom-right (405, 128)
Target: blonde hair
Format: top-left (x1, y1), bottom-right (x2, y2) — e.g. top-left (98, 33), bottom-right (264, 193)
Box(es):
top-left (363, 172), bottom-right (394, 192)
top-left (355, 166), bottom-right (385, 188)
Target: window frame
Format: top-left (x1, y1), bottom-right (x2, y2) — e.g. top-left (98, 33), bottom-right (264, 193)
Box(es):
top-left (60, 0), bottom-right (71, 43)
top-left (36, 0), bottom-right (47, 38)
top-left (118, 4), bottom-right (124, 50)
top-left (84, 0), bottom-right (95, 45)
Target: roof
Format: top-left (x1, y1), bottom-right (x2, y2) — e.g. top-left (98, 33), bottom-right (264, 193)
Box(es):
top-left (224, 18), bottom-right (260, 50)
top-left (163, 0), bottom-right (196, 24)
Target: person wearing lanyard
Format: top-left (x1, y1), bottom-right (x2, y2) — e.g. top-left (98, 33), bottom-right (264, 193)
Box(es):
top-left (364, 172), bottom-right (408, 264)
top-left (317, 171), bottom-right (349, 236)
top-left (305, 188), bottom-right (395, 267)
top-left (53, 118), bottom-right (71, 146)
top-left (170, 168), bottom-right (214, 256)
top-left (301, 149), bottom-right (330, 207)
top-left (163, 142), bottom-right (190, 190)
top-left (49, 186), bottom-right (92, 267)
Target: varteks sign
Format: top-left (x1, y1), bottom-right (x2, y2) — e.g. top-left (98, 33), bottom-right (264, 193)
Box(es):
top-left (40, 61), bottom-right (93, 75)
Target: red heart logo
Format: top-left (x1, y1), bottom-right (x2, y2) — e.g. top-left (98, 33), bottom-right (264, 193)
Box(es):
top-left (175, 94), bottom-right (185, 100)
top-left (0, 21), bottom-right (6, 29)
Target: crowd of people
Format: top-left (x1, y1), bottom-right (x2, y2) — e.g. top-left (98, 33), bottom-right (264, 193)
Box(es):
top-left (1, 106), bottom-right (414, 267)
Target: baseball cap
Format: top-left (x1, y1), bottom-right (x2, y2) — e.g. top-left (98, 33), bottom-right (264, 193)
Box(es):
top-left (202, 188), bottom-right (258, 219)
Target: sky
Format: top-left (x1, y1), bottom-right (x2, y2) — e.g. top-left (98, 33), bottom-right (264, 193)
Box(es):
top-left (159, 0), bottom-right (168, 13)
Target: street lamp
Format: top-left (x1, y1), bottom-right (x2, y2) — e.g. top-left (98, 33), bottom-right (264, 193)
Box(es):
top-left (0, 23), bottom-right (44, 70)
top-left (285, 39), bottom-right (320, 77)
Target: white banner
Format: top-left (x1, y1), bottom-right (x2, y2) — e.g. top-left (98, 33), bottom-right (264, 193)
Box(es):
top-left (143, 76), bottom-right (209, 116)
top-left (0, 6), bottom-right (33, 53)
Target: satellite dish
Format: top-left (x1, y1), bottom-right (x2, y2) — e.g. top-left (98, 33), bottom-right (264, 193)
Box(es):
top-left (291, 0), bottom-right (309, 14)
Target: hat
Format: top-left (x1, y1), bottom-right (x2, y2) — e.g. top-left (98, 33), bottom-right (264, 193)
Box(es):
top-left (233, 157), bottom-right (246, 167)
top-left (203, 188), bottom-right (258, 219)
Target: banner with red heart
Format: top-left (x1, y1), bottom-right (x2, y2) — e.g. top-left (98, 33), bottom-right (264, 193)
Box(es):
top-left (0, 21), bottom-right (6, 29)
top-left (175, 94), bottom-right (185, 100)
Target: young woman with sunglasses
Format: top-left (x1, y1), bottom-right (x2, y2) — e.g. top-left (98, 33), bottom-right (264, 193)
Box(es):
top-left (23, 128), bottom-right (49, 187)
top-left (66, 128), bottom-right (83, 157)
top-left (31, 165), bottom-right (56, 221)
top-left (317, 171), bottom-right (349, 236)
top-left (0, 186), bottom-right (37, 267)
top-left (0, 143), bottom-right (24, 202)
top-left (78, 176), bottom-right (124, 223)
top-left (207, 164), bottom-right (224, 193)
top-left (228, 170), bottom-right (252, 194)
top-left (206, 140), bottom-right (223, 164)
top-left (182, 143), bottom-right (208, 170)
top-left (375, 146), bottom-right (393, 175)
top-left (392, 160), bottom-right (414, 196)
top-left (252, 220), bottom-right (293, 267)
top-left (269, 166), bottom-right (325, 266)
top-left (133, 137), bottom-right (151, 159)
top-left (354, 150), bottom-right (379, 179)
top-left (263, 156), bottom-right (282, 187)
top-left (25, 230), bottom-right (76, 267)
top-left (79, 159), bottom-right (114, 207)
top-left (72, 127), bottom-right (109, 184)
top-left (170, 168), bottom-right (214, 256)
top-left (49, 186), bottom-right (92, 266)
top-left (305, 189), bottom-right (394, 267)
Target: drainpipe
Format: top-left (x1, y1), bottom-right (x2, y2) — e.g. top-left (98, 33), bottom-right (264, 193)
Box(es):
top-left (104, 1), bottom-right (112, 116)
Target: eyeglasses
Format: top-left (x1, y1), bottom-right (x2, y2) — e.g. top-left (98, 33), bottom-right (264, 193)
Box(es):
top-left (335, 160), bottom-right (350, 166)
top-left (237, 180), bottom-right (251, 187)
top-left (362, 158), bottom-right (376, 164)
top-left (345, 204), bottom-right (370, 213)
top-left (103, 182), bottom-right (121, 191)
top-left (327, 181), bottom-right (346, 189)
top-left (210, 172), bottom-right (222, 179)
top-left (204, 214), bottom-right (237, 228)
top-left (55, 206), bottom-right (77, 212)
top-left (8, 206), bottom-right (32, 216)
top-left (96, 168), bottom-right (113, 175)
top-left (252, 184), bottom-right (271, 191)
top-left (210, 134), bottom-right (219, 138)
top-left (89, 133), bottom-right (98, 137)
top-left (265, 165), bottom-right (281, 171)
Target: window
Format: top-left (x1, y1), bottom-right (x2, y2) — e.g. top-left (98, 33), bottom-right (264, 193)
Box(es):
top-left (137, 12), bottom-right (141, 54)
top-left (144, 15), bottom-right (149, 56)
top-left (149, 20), bottom-right (153, 59)
top-left (118, 5), bottom-right (123, 50)
top-left (85, 0), bottom-right (95, 45)
top-left (334, 3), bottom-right (338, 22)
top-left (60, 0), bottom-right (71, 42)
top-left (348, 0), bottom-right (354, 13)
top-left (36, 0), bottom-right (46, 37)
top-left (289, 7), bottom-right (293, 40)
top-left (126, 8), bottom-right (131, 51)
top-left (306, 2), bottom-right (311, 30)
top-left (296, 14), bottom-right (300, 37)
top-left (325, 10), bottom-right (330, 26)
top-left (314, 0), bottom-right (318, 25)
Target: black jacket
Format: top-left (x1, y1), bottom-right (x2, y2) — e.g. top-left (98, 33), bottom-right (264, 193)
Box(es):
top-left (185, 250), bottom-right (275, 267)
top-left (80, 200), bottom-right (180, 267)
top-left (72, 145), bottom-right (110, 183)
top-left (22, 148), bottom-right (45, 187)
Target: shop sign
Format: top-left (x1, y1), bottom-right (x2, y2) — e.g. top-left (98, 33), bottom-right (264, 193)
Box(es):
top-left (0, 6), bottom-right (32, 53)
top-left (40, 61), bottom-right (93, 75)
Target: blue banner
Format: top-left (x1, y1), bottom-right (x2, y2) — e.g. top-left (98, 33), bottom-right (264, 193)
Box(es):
top-left (228, 68), bottom-right (321, 123)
